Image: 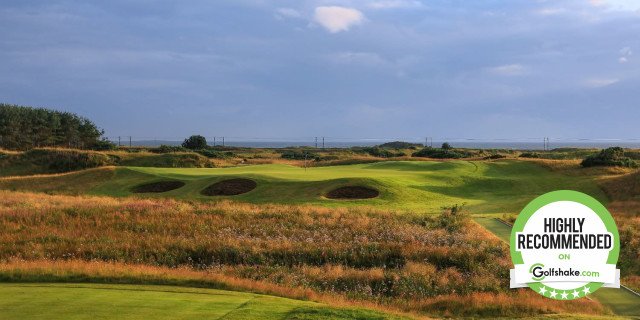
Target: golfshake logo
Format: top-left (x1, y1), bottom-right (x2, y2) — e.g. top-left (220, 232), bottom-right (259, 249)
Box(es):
top-left (510, 191), bottom-right (620, 300)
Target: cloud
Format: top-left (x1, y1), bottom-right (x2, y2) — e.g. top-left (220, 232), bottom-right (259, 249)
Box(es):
top-left (275, 8), bottom-right (302, 19)
top-left (368, 0), bottom-right (423, 9)
top-left (583, 78), bottom-right (619, 88)
top-left (487, 64), bottom-right (529, 76)
top-left (590, 0), bottom-right (640, 11)
top-left (588, 0), bottom-right (607, 7)
top-left (537, 8), bottom-right (565, 15)
top-left (618, 47), bottom-right (632, 62)
top-left (620, 47), bottom-right (632, 55)
top-left (314, 6), bottom-right (364, 33)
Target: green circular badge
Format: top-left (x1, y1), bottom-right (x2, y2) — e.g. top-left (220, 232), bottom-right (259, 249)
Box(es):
top-left (510, 190), bottom-right (619, 300)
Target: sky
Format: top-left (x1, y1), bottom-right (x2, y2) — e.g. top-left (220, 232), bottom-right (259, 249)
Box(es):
top-left (1, 0), bottom-right (640, 141)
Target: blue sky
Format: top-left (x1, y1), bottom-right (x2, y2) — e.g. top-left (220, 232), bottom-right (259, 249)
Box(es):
top-left (1, 0), bottom-right (639, 140)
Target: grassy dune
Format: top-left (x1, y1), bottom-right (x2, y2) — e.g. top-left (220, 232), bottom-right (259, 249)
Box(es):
top-left (1, 160), bottom-right (608, 214)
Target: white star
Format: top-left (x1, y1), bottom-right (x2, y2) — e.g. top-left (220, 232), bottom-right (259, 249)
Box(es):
top-left (582, 286), bottom-right (591, 295)
top-left (561, 291), bottom-right (569, 299)
top-left (549, 290), bottom-right (558, 298)
top-left (538, 286), bottom-right (547, 295)
top-left (572, 290), bottom-right (581, 298)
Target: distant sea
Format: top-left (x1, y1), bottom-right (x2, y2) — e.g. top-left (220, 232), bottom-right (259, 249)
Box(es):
top-left (121, 139), bottom-right (640, 150)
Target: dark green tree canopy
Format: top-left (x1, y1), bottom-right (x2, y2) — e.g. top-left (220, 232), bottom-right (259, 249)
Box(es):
top-left (581, 146), bottom-right (638, 168)
top-left (182, 135), bottom-right (207, 149)
top-left (0, 103), bottom-right (107, 150)
top-left (441, 142), bottom-right (452, 150)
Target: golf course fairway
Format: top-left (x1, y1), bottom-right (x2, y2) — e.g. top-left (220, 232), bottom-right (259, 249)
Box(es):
top-left (0, 283), bottom-right (409, 320)
top-left (1, 160), bottom-right (609, 214)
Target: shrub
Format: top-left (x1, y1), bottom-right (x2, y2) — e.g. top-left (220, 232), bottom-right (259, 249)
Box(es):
top-left (441, 142), bottom-right (452, 150)
top-left (280, 150), bottom-right (318, 160)
top-left (378, 141), bottom-right (423, 149)
top-left (154, 145), bottom-right (188, 153)
top-left (195, 149), bottom-right (227, 159)
top-left (436, 204), bottom-right (469, 232)
top-left (581, 147), bottom-right (639, 168)
top-left (519, 152), bottom-right (541, 158)
top-left (362, 146), bottom-right (395, 158)
top-left (412, 147), bottom-right (475, 159)
top-left (92, 138), bottom-right (117, 151)
top-left (484, 154), bottom-right (506, 160)
top-left (182, 135), bottom-right (207, 150)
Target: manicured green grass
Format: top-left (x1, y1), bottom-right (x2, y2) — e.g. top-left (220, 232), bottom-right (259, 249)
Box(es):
top-left (473, 216), bottom-right (512, 242)
top-left (0, 283), bottom-right (409, 320)
top-left (592, 288), bottom-right (640, 318)
top-left (80, 160), bottom-right (607, 214)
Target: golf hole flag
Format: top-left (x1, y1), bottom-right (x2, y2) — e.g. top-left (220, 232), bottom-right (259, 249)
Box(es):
top-left (510, 190), bottom-right (620, 300)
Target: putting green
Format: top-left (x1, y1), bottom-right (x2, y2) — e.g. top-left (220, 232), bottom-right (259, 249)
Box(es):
top-left (83, 160), bottom-right (608, 214)
top-left (0, 283), bottom-right (408, 320)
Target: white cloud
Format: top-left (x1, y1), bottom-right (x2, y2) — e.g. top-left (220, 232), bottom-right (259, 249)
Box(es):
top-left (487, 64), bottom-right (529, 76)
top-left (583, 78), bottom-right (619, 88)
top-left (314, 6), bottom-right (364, 33)
top-left (589, 0), bottom-right (640, 11)
top-left (619, 47), bottom-right (632, 62)
top-left (368, 0), bottom-right (423, 9)
top-left (276, 8), bottom-right (302, 19)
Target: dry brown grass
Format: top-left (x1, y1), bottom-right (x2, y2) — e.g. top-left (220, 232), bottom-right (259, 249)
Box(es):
top-left (0, 259), bottom-right (608, 318)
top-left (599, 171), bottom-right (640, 202)
top-left (245, 156), bottom-right (499, 168)
top-left (0, 190), bottom-right (612, 317)
top-left (605, 201), bottom-right (640, 293)
top-left (606, 201), bottom-right (640, 218)
top-left (0, 148), bottom-right (22, 154)
top-left (0, 167), bottom-right (115, 193)
top-left (526, 159), bottom-right (634, 177)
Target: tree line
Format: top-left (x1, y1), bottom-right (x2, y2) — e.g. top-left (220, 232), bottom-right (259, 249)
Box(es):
top-left (0, 103), bottom-right (114, 150)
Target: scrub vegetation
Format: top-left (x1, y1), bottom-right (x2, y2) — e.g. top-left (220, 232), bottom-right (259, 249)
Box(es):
top-left (0, 191), bottom-right (610, 318)
top-left (581, 147), bottom-right (638, 168)
top-left (598, 171), bottom-right (640, 293)
top-left (2, 137), bottom-right (640, 318)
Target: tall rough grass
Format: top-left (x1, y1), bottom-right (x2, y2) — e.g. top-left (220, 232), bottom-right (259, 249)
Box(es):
top-left (0, 191), bottom-right (609, 317)
top-left (604, 201), bottom-right (640, 292)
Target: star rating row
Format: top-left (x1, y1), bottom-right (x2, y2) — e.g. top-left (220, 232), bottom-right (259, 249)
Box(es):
top-left (537, 285), bottom-right (591, 299)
